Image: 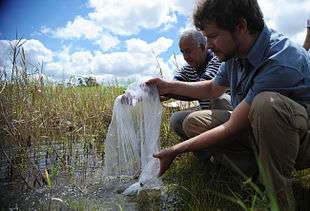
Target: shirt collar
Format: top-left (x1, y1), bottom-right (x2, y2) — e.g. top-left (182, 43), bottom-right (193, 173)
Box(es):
top-left (246, 25), bottom-right (271, 68)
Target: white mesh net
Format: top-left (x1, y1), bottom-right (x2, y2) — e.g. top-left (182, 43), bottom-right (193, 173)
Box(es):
top-left (103, 81), bottom-right (162, 195)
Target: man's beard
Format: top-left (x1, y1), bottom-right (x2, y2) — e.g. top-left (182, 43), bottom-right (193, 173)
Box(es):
top-left (219, 54), bottom-right (234, 62)
top-left (219, 33), bottom-right (241, 62)
top-left (217, 50), bottom-right (236, 62)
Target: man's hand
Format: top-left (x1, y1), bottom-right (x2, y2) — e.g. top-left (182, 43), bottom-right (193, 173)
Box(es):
top-left (145, 78), bottom-right (172, 96)
top-left (153, 147), bottom-right (178, 176)
top-left (120, 93), bottom-right (134, 105)
top-left (120, 93), bottom-right (142, 105)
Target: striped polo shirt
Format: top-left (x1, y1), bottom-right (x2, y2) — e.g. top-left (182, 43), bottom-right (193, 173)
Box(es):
top-left (173, 56), bottom-right (222, 109)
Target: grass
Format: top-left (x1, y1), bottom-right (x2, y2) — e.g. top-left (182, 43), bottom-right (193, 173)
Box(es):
top-left (1, 39), bottom-right (310, 210)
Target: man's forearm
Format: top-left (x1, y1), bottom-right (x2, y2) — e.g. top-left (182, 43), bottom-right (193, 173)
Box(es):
top-left (167, 80), bottom-right (222, 100)
top-left (171, 123), bottom-right (231, 154)
top-left (163, 94), bottom-right (198, 101)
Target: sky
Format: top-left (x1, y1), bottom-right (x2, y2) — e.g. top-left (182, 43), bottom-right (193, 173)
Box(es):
top-left (0, 0), bottom-right (309, 84)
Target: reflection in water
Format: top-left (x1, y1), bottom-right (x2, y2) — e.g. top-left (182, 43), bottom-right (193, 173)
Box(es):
top-left (0, 140), bottom-right (166, 210)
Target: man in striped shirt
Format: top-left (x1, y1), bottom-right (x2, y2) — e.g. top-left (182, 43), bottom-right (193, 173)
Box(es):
top-left (169, 29), bottom-right (231, 140)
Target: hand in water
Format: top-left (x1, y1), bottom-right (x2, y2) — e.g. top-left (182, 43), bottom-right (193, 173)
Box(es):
top-left (153, 147), bottom-right (178, 176)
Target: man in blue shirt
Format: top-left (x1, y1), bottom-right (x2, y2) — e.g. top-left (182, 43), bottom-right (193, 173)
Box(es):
top-left (146, 0), bottom-right (310, 209)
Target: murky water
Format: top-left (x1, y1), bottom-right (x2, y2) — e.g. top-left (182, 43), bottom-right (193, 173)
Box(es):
top-left (0, 140), bottom-right (170, 210)
top-left (3, 139), bottom-right (309, 210)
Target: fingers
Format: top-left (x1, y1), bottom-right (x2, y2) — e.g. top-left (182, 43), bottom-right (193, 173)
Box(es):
top-left (153, 148), bottom-right (177, 176)
top-left (153, 152), bottom-right (160, 158)
top-left (120, 93), bottom-right (133, 105)
top-left (159, 166), bottom-right (165, 177)
top-left (144, 77), bottom-right (161, 86)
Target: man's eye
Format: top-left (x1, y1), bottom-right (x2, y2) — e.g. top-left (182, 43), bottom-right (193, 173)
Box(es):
top-left (181, 50), bottom-right (190, 55)
top-left (208, 34), bottom-right (217, 39)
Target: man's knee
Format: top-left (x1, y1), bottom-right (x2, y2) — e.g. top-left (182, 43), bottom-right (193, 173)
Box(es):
top-left (183, 110), bottom-right (230, 138)
top-left (170, 111), bottom-right (192, 138)
top-left (182, 110), bottom-right (212, 138)
top-left (249, 91), bottom-right (282, 122)
top-left (249, 91), bottom-right (308, 131)
top-left (169, 112), bottom-right (182, 133)
top-left (182, 112), bottom-right (199, 138)
top-left (210, 93), bottom-right (232, 110)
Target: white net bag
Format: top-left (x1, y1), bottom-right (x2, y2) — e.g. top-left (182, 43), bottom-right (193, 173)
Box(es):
top-left (103, 81), bottom-right (162, 194)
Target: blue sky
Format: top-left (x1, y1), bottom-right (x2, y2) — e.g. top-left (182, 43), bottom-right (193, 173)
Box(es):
top-left (0, 0), bottom-right (309, 83)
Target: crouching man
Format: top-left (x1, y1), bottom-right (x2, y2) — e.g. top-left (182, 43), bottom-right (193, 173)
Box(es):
top-left (147, 0), bottom-right (310, 210)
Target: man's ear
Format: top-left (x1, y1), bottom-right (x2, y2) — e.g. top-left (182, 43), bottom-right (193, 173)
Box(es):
top-left (235, 18), bottom-right (248, 35)
top-left (200, 44), bottom-right (206, 52)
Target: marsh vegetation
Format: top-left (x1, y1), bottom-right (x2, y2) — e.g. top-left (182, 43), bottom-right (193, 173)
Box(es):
top-left (0, 40), bottom-right (309, 210)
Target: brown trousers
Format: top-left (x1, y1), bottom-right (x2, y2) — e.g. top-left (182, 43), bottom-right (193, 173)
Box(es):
top-left (177, 92), bottom-right (310, 211)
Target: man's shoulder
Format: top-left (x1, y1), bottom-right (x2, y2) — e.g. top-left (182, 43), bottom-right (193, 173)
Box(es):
top-left (174, 64), bottom-right (197, 81)
top-left (177, 65), bottom-right (195, 75)
top-left (180, 64), bottom-right (194, 71)
top-left (208, 56), bottom-right (220, 63)
top-left (207, 56), bottom-right (222, 69)
top-left (267, 30), bottom-right (309, 68)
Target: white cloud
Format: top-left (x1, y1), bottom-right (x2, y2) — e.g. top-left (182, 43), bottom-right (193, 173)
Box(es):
top-left (53, 16), bottom-right (102, 39)
top-left (126, 37), bottom-right (173, 55)
top-left (39, 26), bottom-right (52, 35)
top-left (150, 37), bottom-right (174, 54)
top-left (252, 0), bottom-right (310, 45)
top-left (95, 33), bottom-right (120, 52)
top-left (170, 0), bottom-right (195, 16)
top-left (0, 39), bottom-right (53, 67)
top-left (0, 41), bottom-right (11, 69)
top-left (178, 19), bottom-right (195, 35)
top-left (23, 39), bottom-right (54, 63)
top-left (258, 0), bottom-right (310, 43)
top-left (92, 51), bottom-right (156, 76)
top-left (41, 38), bottom-right (173, 82)
top-left (171, 0), bottom-right (309, 46)
top-left (91, 37), bottom-right (173, 79)
top-left (0, 39), bottom-right (54, 79)
top-left (88, 0), bottom-right (176, 35)
top-left (167, 53), bottom-right (186, 78)
top-left (291, 29), bottom-right (307, 46)
top-left (4, 0), bottom-right (309, 83)
top-left (46, 47), bottom-right (94, 80)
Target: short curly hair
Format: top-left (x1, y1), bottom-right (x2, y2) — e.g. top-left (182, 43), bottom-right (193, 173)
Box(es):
top-left (193, 0), bottom-right (264, 34)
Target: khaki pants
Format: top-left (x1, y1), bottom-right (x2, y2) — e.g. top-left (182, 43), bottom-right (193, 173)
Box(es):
top-left (170, 94), bottom-right (232, 139)
top-left (179, 92), bottom-right (310, 211)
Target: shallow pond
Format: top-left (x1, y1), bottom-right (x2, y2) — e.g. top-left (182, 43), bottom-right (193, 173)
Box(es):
top-left (0, 140), bottom-right (174, 210)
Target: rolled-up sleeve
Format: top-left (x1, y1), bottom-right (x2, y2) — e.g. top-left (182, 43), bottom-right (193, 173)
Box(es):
top-left (214, 63), bottom-right (230, 87)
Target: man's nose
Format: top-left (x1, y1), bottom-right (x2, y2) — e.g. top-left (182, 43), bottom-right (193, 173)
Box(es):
top-left (183, 53), bottom-right (191, 61)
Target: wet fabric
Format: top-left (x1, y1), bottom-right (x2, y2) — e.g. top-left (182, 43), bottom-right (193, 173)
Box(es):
top-left (103, 81), bottom-right (162, 194)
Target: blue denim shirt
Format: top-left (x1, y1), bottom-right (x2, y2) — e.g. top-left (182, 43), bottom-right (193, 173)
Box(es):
top-left (214, 25), bottom-right (310, 108)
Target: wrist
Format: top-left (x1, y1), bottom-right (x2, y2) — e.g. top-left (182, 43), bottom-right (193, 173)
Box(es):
top-left (172, 140), bottom-right (191, 155)
top-left (171, 145), bottom-right (182, 157)
top-left (167, 80), bottom-right (177, 94)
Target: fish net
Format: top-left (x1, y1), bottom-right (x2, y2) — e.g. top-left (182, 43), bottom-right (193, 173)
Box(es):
top-left (103, 81), bottom-right (162, 194)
